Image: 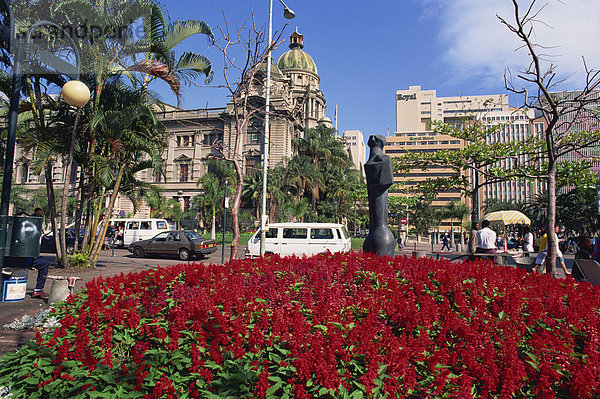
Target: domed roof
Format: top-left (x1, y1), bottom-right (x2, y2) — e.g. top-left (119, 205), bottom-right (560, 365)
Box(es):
top-left (277, 32), bottom-right (318, 75)
top-left (318, 116), bottom-right (332, 125)
top-left (256, 60), bottom-right (283, 79)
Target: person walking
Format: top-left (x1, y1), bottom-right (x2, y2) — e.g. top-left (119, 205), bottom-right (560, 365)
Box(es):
top-left (441, 233), bottom-right (451, 252)
top-left (533, 226), bottom-right (570, 275)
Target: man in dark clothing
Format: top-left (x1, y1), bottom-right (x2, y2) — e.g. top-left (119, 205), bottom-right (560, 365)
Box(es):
top-left (4, 256), bottom-right (50, 299)
top-left (4, 210), bottom-right (50, 299)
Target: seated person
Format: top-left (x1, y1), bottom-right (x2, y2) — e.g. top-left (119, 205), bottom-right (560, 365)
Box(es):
top-left (476, 219), bottom-right (497, 254)
top-left (4, 256), bottom-right (50, 299)
top-left (4, 211), bottom-right (51, 299)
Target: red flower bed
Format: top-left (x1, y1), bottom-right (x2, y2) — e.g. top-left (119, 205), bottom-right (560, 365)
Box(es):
top-left (1, 252), bottom-right (600, 398)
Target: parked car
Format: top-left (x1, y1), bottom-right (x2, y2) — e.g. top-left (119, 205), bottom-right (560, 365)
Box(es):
top-left (128, 230), bottom-right (218, 260)
top-left (40, 228), bottom-right (84, 255)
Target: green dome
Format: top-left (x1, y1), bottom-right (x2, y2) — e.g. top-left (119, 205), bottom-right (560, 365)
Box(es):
top-left (277, 49), bottom-right (318, 75)
top-left (277, 32), bottom-right (318, 75)
top-left (256, 60), bottom-right (283, 79)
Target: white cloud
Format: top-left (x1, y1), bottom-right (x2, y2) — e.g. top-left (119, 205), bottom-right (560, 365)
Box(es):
top-left (426, 0), bottom-right (600, 90)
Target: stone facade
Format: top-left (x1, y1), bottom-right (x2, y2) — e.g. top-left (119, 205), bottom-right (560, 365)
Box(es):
top-left (11, 32), bottom-right (328, 219)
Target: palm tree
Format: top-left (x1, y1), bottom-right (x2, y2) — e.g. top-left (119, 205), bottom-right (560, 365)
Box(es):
top-left (242, 167), bottom-right (262, 220)
top-left (134, 10), bottom-right (214, 102)
top-left (198, 173), bottom-right (222, 239)
top-left (267, 166), bottom-right (292, 222)
top-left (294, 124), bottom-right (348, 170)
top-left (526, 190), bottom-right (548, 233)
top-left (483, 198), bottom-right (528, 214)
top-left (443, 201), bottom-right (470, 247)
top-left (281, 198), bottom-right (311, 222)
top-left (196, 158), bottom-right (236, 238)
top-left (87, 81), bottom-right (167, 266)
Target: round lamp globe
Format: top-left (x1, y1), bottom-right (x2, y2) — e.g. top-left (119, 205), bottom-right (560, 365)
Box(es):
top-left (62, 80), bottom-right (90, 107)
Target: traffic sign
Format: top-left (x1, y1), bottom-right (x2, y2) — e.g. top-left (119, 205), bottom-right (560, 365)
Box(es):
top-left (400, 217), bottom-right (408, 225)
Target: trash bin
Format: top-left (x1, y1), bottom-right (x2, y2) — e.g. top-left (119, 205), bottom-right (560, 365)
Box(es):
top-left (1, 268), bottom-right (28, 302)
top-left (2, 215), bottom-right (43, 257)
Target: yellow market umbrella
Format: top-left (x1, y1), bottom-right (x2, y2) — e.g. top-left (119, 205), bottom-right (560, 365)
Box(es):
top-left (481, 210), bottom-right (531, 226)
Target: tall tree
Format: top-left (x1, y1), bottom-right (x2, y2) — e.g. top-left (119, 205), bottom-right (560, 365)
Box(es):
top-left (499, 0), bottom-right (600, 273)
top-left (205, 10), bottom-right (289, 260)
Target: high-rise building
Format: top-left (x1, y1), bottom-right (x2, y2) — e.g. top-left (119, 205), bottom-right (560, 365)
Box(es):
top-left (542, 90), bottom-right (600, 185)
top-left (342, 130), bottom-right (366, 176)
top-left (388, 85), bottom-right (544, 217)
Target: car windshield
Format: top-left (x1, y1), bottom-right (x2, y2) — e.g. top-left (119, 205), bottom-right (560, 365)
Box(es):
top-left (184, 231), bottom-right (203, 240)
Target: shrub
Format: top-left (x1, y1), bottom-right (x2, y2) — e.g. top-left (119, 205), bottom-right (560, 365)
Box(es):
top-left (1, 252), bottom-right (599, 398)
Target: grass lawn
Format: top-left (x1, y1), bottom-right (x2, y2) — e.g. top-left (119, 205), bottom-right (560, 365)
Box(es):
top-left (351, 237), bottom-right (364, 250)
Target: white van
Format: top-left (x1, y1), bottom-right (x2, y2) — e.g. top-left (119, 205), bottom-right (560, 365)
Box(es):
top-left (109, 218), bottom-right (170, 246)
top-left (246, 223), bottom-right (351, 258)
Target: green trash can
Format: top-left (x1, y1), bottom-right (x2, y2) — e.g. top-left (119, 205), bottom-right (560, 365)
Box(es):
top-left (2, 215), bottom-right (43, 257)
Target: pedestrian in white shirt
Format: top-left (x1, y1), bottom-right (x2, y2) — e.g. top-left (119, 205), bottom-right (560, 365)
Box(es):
top-left (476, 220), bottom-right (497, 254)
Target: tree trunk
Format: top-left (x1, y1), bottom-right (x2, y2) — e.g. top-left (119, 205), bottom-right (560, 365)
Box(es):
top-left (471, 174), bottom-right (481, 226)
top-left (73, 166), bottom-right (86, 253)
top-left (89, 163), bottom-right (125, 267)
top-left (81, 197), bottom-right (92, 253)
top-left (546, 162), bottom-right (558, 274)
top-left (229, 162), bottom-right (243, 261)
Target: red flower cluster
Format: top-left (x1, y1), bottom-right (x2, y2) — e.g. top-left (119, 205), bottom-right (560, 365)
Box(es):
top-left (2, 252), bottom-right (600, 398)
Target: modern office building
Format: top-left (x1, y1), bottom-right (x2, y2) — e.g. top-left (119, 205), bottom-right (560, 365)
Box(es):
top-left (545, 90), bottom-right (600, 184)
top-left (387, 85), bottom-right (545, 218)
top-left (342, 129), bottom-right (366, 176)
top-left (12, 32), bottom-right (330, 219)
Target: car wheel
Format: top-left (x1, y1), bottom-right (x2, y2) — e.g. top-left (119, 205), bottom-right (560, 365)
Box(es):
top-left (178, 248), bottom-right (190, 261)
top-left (66, 244), bottom-right (74, 255)
top-left (133, 247), bottom-right (145, 258)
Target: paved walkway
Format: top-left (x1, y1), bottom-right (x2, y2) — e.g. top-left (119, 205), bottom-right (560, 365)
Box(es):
top-left (0, 243), bottom-right (575, 356)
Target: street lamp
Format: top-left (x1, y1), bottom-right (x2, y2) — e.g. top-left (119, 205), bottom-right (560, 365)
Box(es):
top-left (260, 0), bottom-right (295, 256)
top-left (0, 7), bottom-right (89, 277)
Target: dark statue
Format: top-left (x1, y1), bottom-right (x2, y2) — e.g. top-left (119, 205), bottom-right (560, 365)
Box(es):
top-left (363, 135), bottom-right (396, 256)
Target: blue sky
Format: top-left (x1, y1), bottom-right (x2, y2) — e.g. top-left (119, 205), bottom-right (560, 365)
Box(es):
top-left (155, 0), bottom-right (600, 140)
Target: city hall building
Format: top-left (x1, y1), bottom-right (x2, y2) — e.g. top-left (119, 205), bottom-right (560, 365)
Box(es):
top-left (13, 32), bottom-right (333, 219)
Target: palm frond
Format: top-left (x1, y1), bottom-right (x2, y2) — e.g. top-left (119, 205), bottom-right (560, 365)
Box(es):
top-left (174, 52), bottom-right (213, 84)
top-left (128, 59), bottom-right (181, 103)
top-left (163, 20), bottom-right (213, 51)
top-left (142, 2), bottom-right (166, 43)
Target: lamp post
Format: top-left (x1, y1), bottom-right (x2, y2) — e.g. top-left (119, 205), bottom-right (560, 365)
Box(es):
top-left (0, 7), bottom-right (88, 278)
top-left (260, 0), bottom-right (295, 256)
